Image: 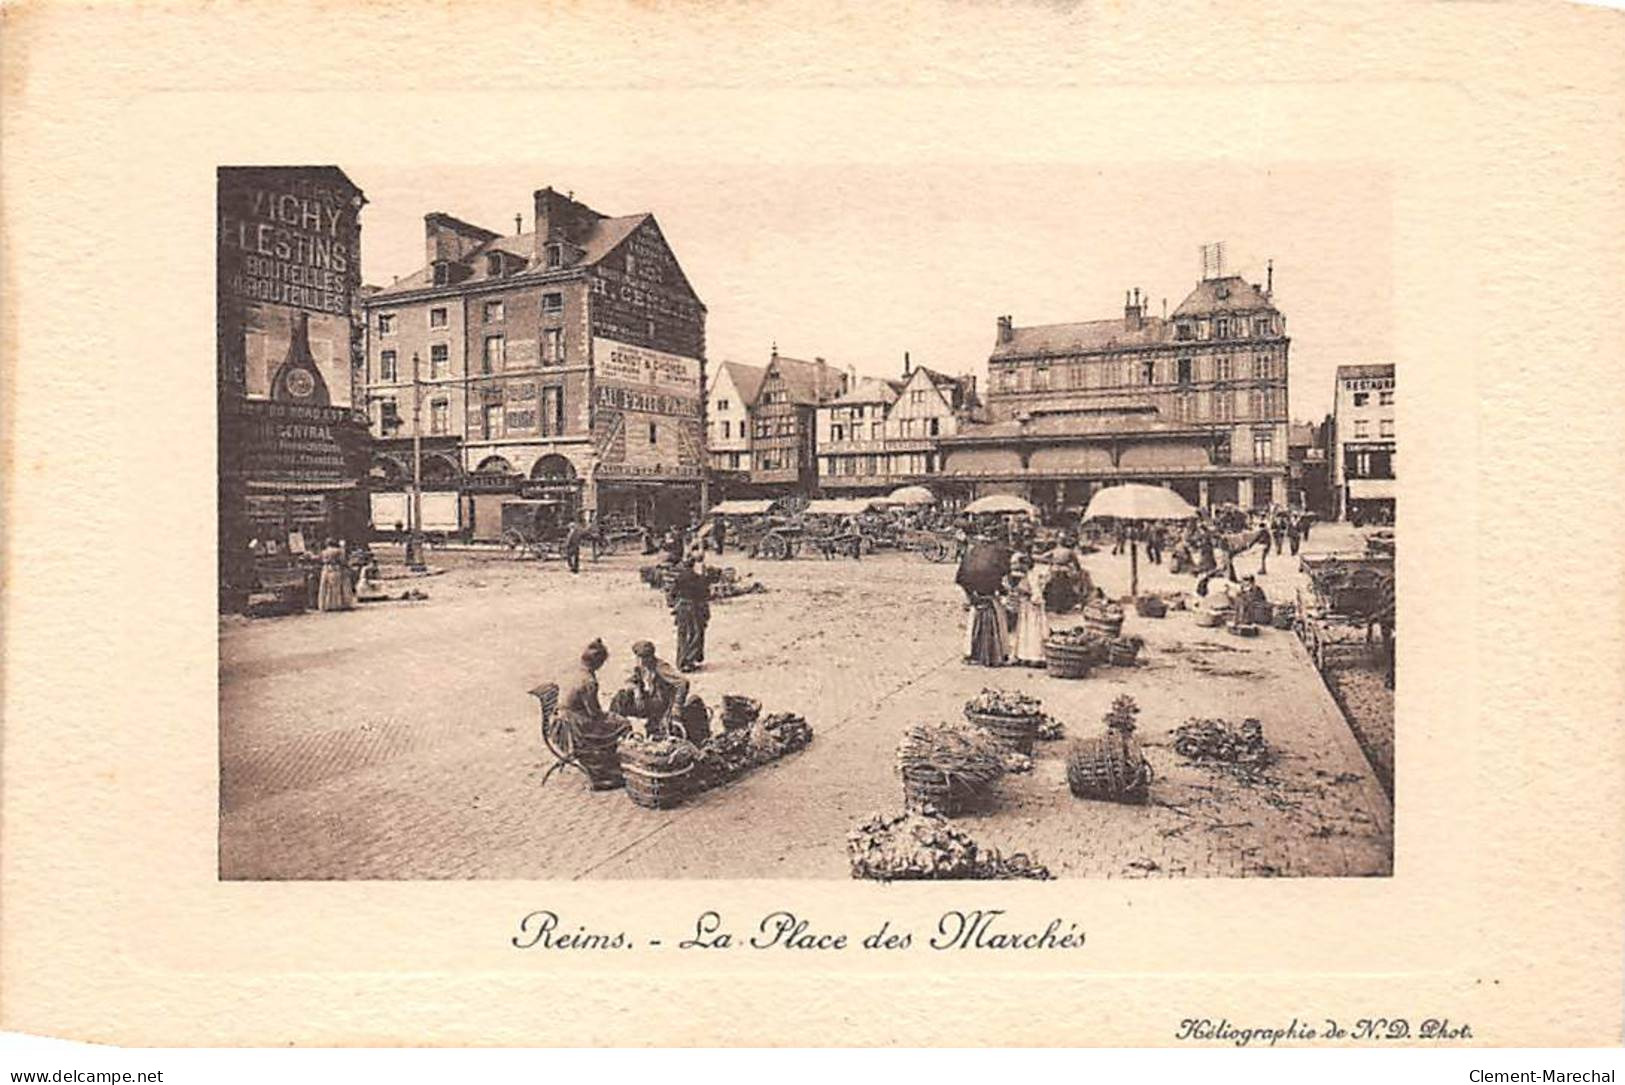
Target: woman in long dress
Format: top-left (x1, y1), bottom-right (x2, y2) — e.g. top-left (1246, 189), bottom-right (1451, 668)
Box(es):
top-left (316, 538), bottom-right (353, 612)
top-left (956, 537), bottom-right (1011, 666)
top-left (1010, 557), bottom-right (1053, 666)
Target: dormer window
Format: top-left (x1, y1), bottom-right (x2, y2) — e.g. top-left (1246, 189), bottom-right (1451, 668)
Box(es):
top-left (487, 252), bottom-right (503, 276)
top-left (432, 261), bottom-right (450, 286)
top-left (1175, 323), bottom-right (1194, 341)
top-left (547, 243), bottom-right (564, 269)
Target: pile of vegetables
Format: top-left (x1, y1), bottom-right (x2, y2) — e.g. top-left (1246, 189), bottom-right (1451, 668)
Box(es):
top-left (1035, 714), bottom-right (1066, 741)
top-left (616, 732), bottom-right (698, 773)
top-left (691, 710), bottom-right (814, 791)
top-left (964, 688), bottom-right (1043, 719)
top-left (1171, 717), bottom-right (1270, 765)
top-left (1046, 626), bottom-right (1105, 650)
top-left (847, 810), bottom-right (1052, 881)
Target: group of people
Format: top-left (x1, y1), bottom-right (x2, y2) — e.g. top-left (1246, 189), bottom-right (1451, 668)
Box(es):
top-left (557, 637), bottom-right (712, 786)
top-left (955, 532), bottom-right (1098, 668)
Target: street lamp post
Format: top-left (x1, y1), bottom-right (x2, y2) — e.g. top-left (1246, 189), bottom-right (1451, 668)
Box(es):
top-left (408, 350), bottom-right (426, 571)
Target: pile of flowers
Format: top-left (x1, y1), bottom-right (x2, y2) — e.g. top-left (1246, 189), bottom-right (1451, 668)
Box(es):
top-left (847, 810), bottom-right (1052, 881)
top-left (692, 710), bottom-right (814, 791)
top-left (1171, 717), bottom-right (1271, 765)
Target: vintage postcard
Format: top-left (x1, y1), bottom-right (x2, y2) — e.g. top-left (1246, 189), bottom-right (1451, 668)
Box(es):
top-left (2, 0), bottom-right (1621, 1050)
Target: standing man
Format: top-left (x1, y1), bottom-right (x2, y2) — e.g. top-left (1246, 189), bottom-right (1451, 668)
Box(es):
top-left (1287, 513), bottom-right (1303, 557)
top-left (563, 517), bottom-right (584, 575)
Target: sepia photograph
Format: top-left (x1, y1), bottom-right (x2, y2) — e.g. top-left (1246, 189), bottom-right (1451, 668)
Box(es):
top-left (218, 163), bottom-right (1396, 881)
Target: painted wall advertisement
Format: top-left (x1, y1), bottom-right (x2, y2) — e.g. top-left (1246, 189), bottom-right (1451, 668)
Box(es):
top-left (592, 336), bottom-right (704, 479)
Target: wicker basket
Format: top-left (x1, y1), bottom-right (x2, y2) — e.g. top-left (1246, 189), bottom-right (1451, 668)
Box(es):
top-left (621, 759), bottom-right (694, 809)
top-left (1043, 639), bottom-right (1096, 680)
top-left (1134, 595), bottom-right (1168, 619)
top-left (1104, 638), bottom-right (1142, 666)
top-left (1083, 604), bottom-right (1125, 638)
top-left (1193, 608), bottom-right (1227, 628)
top-left (576, 733), bottom-right (625, 790)
top-left (965, 708), bottom-right (1039, 755)
top-left (900, 765), bottom-right (988, 817)
top-left (1066, 733), bottom-right (1152, 803)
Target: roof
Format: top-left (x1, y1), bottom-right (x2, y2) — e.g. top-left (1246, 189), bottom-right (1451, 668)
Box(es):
top-left (1336, 363), bottom-right (1395, 380)
top-left (1289, 423), bottom-right (1315, 447)
top-left (1171, 276), bottom-right (1275, 318)
top-left (991, 316), bottom-right (1173, 360)
top-left (766, 355), bottom-right (847, 405)
top-left (715, 361), bottom-right (767, 404)
top-left (943, 408), bottom-right (1198, 443)
top-left (828, 376), bottom-right (902, 407)
top-left (369, 213), bottom-right (651, 299)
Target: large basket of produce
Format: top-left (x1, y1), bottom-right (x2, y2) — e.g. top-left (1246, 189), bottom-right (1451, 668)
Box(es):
top-left (1066, 695), bottom-right (1153, 804)
top-left (1271, 603), bottom-right (1296, 630)
top-left (1103, 635), bottom-right (1144, 667)
top-left (617, 734), bottom-right (698, 809)
top-left (896, 723), bottom-right (1006, 816)
top-left (848, 811), bottom-right (1052, 881)
top-left (1043, 629), bottom-right (1100, 679)
top-left (1082, 600), bottom-right (1125, 638)
top-left (1134, 595), bottom-right (1168, 619)
top-left (963, 688), bottom-right (1044, 755)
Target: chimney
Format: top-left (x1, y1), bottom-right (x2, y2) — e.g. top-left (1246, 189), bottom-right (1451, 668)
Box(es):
top-left (1162, 297), bottom-right (1168, 320)
top-left (515, 214), bottom-right (523, 234)
top-left (1124, 288), bottom-right (1143, 330)
top-left (996, 315), bottom-right (1014, 344)
top-left (904, 351), bottom-right (912, 376)
top-left (1266, 259), bottom-right (1274, 296)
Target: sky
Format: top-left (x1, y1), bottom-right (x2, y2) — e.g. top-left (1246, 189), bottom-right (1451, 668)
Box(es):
top-left (348, 162), bottom-right (1391, 423)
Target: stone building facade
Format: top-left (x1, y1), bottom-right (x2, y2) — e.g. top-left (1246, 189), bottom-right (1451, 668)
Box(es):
top-left (942, 270), bottom-right (1291, 515)
top-left (362, 187), bottom-right (707, 539)
top-left (1329, 363), bottom-right (1396, 522)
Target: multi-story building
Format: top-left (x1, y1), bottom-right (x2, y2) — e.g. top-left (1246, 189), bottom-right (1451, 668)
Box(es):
top-left (747, 349), bottom-right (848, 494)
top-left (703, 360), bottom-right (766, 496)
top-left (216, 166), bottom-right (370, 607)
top-left (941, 265), bottom-right (1290, 515)
top-left (1288, 420), bottom-right (1332, 516)
top-left (816, 355), bottom-right (980, 495)
top-left (362, 186), bottom-right (707, 539)
top-left (1329, 363), bottom-right (1395, 523)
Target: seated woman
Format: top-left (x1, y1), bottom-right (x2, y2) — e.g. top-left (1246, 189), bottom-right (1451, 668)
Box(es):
top-left (559, 638), bottom-right (630, 790)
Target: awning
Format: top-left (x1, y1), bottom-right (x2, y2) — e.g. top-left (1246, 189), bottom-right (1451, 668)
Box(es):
top-left (708, 499), bottom-right (776, 516)
top-left (1347, 479), bottom-right (1397, 500)
top-left (804, 498), bottom-right (877, 516)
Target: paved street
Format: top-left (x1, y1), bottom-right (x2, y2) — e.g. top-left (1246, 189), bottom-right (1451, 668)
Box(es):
top-left (219, 524), bottom-right (1391, 880)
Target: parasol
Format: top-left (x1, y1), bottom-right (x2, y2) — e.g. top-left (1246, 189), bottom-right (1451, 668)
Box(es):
top-left (887, 485), bottom-right (937, 507)
top-left (1082, 483), bottom-right (1195, 522)
top-left (964, 493), bottom-right (1038, 516)
top-left (1081, 483), bottom-right (1196, 596)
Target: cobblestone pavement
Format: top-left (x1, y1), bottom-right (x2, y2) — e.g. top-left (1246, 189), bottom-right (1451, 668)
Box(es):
top-left (219, 524), bottom-right (1392, 880)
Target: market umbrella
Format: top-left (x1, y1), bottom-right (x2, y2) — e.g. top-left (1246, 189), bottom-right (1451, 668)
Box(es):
top-left (1082, 483), bottom-right (1195, 522)
top-left (887, 485), bottom-right (937, 507)
top-left (1081, 484), bottom-right (1197, 596)
top-left (964, 493), bottom-right (1038, 516)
